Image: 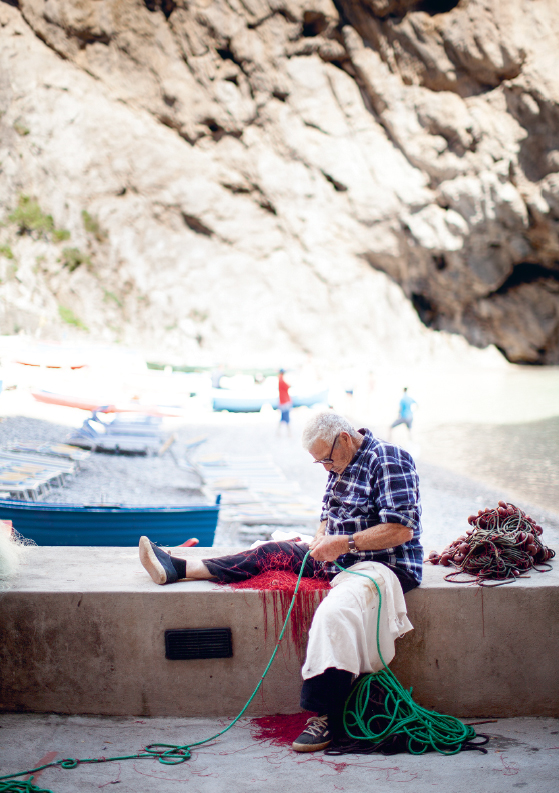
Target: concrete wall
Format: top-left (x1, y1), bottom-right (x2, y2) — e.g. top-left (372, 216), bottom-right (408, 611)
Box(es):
top-left (1, 547), bottom-right (558, 718)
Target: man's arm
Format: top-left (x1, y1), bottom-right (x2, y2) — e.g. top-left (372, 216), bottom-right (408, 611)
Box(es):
top-left (315, 519), bottom-right (327, 540)
top-left (309, 522), bottom-right (413, 562)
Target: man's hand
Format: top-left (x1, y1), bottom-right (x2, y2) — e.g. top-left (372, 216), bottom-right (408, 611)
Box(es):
top-left (309, 534), bottom-right (349, 562)
top-left (309, 522), bottom-right (414, 562)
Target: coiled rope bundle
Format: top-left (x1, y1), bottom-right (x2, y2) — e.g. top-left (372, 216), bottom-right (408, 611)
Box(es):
top-left (428, 501), bottom-right (555, 586)
top-left (329, 563), bottom-right (483, 756)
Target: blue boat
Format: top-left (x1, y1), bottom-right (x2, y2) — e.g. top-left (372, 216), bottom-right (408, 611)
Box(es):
top-left (0, 497), bottom-right (220, 547)
top-left (212, 389), bottom-right (329, 413)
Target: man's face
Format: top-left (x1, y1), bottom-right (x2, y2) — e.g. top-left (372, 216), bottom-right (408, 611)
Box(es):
top-left (309, 432), bottom-right (353, 474)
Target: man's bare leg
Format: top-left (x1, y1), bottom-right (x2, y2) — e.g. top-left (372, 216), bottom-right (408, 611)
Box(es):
top-left (175, 554), bottom-right (213, 579)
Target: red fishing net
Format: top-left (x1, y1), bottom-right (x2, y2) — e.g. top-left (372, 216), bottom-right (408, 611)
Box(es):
top-left (225, 549), bottom-right (330, 654)
top-left (249, 712), bottom-right (315, 747)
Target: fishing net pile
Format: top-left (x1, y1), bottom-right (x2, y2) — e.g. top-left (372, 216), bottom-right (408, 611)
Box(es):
top-left (0, 520), bottom-right (35, 588)
top-left (428, 501), bottom-right (555, 585)
top-left (224, 549), bottom-right (330, 653)
top-left (249, 711), bottom-right (315, 747)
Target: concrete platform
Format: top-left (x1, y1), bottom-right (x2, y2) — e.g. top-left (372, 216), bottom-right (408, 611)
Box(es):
top-left (1, 546), bottom-right (558, 718)
top-left (1, 713), bottom-right (558, 793)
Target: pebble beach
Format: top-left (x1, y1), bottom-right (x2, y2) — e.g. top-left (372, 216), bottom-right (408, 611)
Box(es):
top-left (1, 399), bottom-right (558, 555)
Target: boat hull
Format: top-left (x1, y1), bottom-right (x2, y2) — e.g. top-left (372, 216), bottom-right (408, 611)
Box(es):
top-left (212, 389), bottom-right (329, 413)
top-left (31, 390), bottom-right (183, 417)
top-left (0, 500), bottom-right (219, 546)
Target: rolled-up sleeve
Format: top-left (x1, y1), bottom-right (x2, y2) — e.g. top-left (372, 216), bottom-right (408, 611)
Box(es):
top-left (372, 458), bottom-right (421, 535)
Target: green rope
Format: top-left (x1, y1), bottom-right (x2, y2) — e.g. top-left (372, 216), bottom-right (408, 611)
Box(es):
top-left (0, 554), bottom-right (313, 793)
top-left (0, 553), bottom-right (476, 792)
top-left (0, 782), bottom-right (53, 793)
top-left (333, 562), bottom-right (476, 754)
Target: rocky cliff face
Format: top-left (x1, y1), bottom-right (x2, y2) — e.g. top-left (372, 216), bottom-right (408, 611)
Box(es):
top-left (0, 0), bottom-right (558, 365)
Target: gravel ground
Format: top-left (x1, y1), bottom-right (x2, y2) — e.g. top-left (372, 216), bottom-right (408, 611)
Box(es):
top-left (1, 410), bottom-right (558, 553)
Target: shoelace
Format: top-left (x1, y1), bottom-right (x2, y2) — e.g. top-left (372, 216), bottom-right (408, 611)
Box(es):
top-left (303, 715), bottom-right (329, 737)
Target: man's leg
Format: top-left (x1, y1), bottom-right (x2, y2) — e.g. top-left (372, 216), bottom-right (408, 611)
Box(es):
top-left (139, 538), bottom-right (321, 585)
top-left (292, 667), bottom-right (353, 752)
top-left (293, 564), bottom-right (410, 752)
top-left (202, 541), bottom-right (319, 583)
top-left (139, 536), bottom-right (212, 585)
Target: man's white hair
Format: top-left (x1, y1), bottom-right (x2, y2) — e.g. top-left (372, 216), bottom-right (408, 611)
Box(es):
top-left (301, 411), bottom-right (360, 450)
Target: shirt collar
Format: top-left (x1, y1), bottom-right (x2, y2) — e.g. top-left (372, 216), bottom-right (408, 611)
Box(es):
top-left (350, 428), bottom-right (374, 466)
top-left (328, 427), bottom-right (374, 481)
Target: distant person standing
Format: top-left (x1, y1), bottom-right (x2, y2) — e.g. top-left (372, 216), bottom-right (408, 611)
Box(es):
top-left (278, 369), bottom-right (292, 435)
top-left (390, 387), bottom-right (417, 438)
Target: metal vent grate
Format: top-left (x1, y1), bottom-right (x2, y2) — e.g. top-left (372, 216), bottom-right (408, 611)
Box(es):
top-left (165, 628), bottom-right (233, 660)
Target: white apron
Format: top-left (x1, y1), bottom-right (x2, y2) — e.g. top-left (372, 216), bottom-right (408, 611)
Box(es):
top-left (301, 561), bottom-right (413, 680)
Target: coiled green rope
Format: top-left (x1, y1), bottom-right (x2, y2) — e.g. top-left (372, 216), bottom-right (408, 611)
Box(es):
top-left (0, 553), bottom-right (476, 792)
top-left (333, 562), bottom-right (476, 754)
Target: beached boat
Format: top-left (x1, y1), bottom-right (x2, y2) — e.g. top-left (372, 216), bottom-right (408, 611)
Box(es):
top-left (0, 497), bottom-right (220, 546)
top-left (212, 388), bottom-right (329, 413)
top-left (31, 389), bottom-right (184, 417)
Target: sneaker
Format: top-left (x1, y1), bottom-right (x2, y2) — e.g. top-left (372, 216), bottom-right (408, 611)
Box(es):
top-left (292, 715), bottom-right (332, 752)
top-left (139, 536), bottom-right (178, 585)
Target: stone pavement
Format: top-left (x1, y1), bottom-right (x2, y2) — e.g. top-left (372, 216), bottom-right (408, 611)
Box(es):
top-left (1, 713), bottom-right (558, 792)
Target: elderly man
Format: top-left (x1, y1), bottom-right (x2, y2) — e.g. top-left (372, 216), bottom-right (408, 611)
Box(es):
top-left (139, 412), bottom-right (423, 752)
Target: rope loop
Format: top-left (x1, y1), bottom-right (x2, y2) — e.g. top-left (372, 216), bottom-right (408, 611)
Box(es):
top-left (57, 759), bottom-right (78, 770)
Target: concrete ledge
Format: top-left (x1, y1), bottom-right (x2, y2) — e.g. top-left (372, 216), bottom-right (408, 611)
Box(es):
top-left (1, 547), bottom-right (558, 718)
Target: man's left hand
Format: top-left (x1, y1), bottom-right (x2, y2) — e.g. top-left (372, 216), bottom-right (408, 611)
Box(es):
top-left (309, 534), bottom-right (348, 562)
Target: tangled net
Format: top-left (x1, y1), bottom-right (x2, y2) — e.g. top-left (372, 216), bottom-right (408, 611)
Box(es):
top-left (248, 711), bottom-right (315, 747)
top-left (225, 551), bottom-right (330, 653)
top-left (0, 521), bottom-right (36, 589)
top-left (428, 501), bottom-right (555, 586)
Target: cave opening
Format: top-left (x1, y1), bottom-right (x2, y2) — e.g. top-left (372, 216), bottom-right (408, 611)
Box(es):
top-left (493, 262), bottom-right (559, 296)
top-left (417, 0), bottom-right (461, 15)
top-left (302, 11), bottom-right (329, 38)
top-left (411, 292), bottom-right (438, 326)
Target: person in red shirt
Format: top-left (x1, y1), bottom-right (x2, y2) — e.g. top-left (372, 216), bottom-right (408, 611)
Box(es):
top-left (277, 368), bottom-right (292, 434)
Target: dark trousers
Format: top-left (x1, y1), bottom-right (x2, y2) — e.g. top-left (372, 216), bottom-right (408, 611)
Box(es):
top-left (300, 667), bottom-right (354, 736)
top-left (204, 540), bottom-right (418, 591)
top-left (203, 541), bottom-right (324, 583)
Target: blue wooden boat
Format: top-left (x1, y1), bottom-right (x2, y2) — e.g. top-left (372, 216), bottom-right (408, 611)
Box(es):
top-left (292, 389), bottom-right (330, 409)
top-left (0, 497), bottom-right (220, 547)
top-left (212, 389), bottom-right (329, 413)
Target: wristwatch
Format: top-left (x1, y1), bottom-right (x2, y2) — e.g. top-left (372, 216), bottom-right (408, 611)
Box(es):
top-left (348, 534), bottom-right (357, 551)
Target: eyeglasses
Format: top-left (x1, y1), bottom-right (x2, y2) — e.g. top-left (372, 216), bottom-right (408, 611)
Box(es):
top-left (313, 433), bottom-right (340, 465)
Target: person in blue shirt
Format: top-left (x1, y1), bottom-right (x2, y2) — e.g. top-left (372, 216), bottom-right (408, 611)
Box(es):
top-left (390, 387), bottom-right (417, 437)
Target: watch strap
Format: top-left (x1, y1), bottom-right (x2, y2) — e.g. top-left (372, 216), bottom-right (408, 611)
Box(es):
top-left (348, 534), bottom-right (357, 551)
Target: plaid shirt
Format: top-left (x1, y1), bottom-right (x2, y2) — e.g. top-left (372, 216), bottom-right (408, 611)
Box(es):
top-left (320, 429), bottom-right (423, 584)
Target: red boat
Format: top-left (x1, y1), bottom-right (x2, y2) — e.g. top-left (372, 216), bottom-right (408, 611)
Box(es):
top-left (31, 390), bottom-right (184, 417)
